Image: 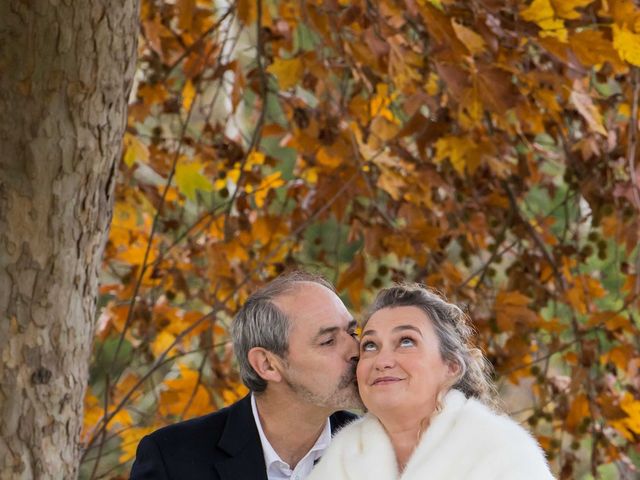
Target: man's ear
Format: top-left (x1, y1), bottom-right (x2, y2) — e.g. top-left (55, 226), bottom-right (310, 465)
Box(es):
top-left (247, 347), bottom-right (283, 383)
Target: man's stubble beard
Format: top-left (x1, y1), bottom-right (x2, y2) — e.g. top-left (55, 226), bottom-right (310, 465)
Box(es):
top-left (282, 364), bottom-right (364, 411)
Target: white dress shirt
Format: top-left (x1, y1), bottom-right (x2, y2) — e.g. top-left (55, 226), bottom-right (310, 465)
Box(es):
top-left (251, 394), bottom-right (331, 480)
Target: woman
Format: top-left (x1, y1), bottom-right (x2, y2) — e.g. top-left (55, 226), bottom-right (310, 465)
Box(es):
top-left (308, 284), bottom-right (554, 480)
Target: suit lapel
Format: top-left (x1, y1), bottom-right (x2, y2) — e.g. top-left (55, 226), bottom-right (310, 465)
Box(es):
top-left (213, 395), bottom-right (267, 480)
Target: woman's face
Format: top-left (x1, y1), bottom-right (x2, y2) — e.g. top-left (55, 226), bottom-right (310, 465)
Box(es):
top-left (356, 306), bottom-right (457, 418)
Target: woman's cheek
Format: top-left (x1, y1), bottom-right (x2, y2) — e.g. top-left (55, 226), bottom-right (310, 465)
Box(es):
top-left (355, 358), bottom-right (368, 384)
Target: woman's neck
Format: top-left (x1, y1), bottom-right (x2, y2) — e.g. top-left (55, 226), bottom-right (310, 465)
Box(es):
top-left (377, 408), bottom-right (433, 472)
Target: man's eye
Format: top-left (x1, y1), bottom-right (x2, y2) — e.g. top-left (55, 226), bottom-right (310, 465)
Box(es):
top-left (348, 330), bottom-right (358, 338)
top-left (320, 338), bottom-right (335, 346)
top-left (399, 337), bottom-right (415, 347)
top-left (361, 341), bottom-right (377, 352)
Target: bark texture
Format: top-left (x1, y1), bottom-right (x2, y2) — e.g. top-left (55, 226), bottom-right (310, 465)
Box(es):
top-left (0, 1), bottom-right (138, 478)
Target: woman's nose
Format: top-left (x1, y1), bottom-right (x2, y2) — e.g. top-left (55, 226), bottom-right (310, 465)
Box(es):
top-left (373, 348), bottom-right (395, 371)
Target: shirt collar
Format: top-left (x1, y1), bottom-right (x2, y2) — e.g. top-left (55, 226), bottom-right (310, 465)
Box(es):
top-left (251, 393), bottom-right (332, 473)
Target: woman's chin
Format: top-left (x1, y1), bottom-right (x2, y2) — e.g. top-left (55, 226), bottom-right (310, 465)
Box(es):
top-left (361, 394), bottom-right (407, 417)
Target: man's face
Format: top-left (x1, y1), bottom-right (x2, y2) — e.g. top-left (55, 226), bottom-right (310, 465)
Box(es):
top-left (272, 282), bottom-right (363, 411)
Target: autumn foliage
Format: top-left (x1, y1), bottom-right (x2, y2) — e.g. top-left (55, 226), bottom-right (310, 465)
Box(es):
top-left (81, 0), bottom-right (640, 478)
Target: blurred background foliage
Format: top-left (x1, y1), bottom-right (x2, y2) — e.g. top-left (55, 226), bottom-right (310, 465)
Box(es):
top-left (81, 0), bottom-right (640, 478)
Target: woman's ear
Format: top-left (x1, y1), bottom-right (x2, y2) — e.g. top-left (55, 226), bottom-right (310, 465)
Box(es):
top-left (447, 359), bottom-right (462, 379)
top-left (247, 347), bottom-right (283, 383)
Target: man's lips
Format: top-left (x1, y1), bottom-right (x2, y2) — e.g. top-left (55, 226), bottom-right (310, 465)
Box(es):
top-left (371, 376), bottom-right (404, 386)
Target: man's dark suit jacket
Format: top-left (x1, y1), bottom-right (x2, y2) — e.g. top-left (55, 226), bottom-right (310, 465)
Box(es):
top-left (130, 395), bottom-right (357, 480)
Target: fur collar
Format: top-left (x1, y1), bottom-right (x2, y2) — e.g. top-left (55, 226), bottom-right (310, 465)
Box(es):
top-left (308, 390), bottom-right (554, 480)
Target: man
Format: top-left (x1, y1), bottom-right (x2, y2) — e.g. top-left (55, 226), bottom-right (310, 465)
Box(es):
top-left (131, 271), bottom-right (362, 479)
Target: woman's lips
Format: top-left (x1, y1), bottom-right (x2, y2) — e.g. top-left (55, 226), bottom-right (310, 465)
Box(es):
top-left (372, 376), bottom-right (403, 386)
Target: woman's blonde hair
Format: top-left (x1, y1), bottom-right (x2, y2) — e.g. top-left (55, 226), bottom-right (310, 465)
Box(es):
top-left (364, 283), bottom-right (500, 410)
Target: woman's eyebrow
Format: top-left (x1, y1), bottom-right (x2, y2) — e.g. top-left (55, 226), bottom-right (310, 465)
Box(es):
top-left (392, 325), bottom-right (423, 337)
top-left (360, 329), bottom-right (376, 338)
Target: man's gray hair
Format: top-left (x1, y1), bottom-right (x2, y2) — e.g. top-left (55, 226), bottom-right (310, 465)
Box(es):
top-left (231, 271), bottom-right (334, 393)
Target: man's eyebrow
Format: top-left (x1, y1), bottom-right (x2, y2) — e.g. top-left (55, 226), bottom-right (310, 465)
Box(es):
top-left (315, 326), bottom-right (338, 338)
top-left (314, 319), bottom-right (357, 340)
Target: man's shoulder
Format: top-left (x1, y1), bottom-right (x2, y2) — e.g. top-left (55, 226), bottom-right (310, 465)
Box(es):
top-left (131, 396), bottom-right (259, 479)
top-left (147, 395), bottom-right (250, 447)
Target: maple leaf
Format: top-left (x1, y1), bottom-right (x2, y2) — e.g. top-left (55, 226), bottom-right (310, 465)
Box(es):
top-left (570, 84), bottom-right (608, 136)
top-left (551, 0), bottom-right (595, 20)
top-left (434, 136), bottom-right (479, 175)
top-left (123, 133), bottom-right (149, 167)
top-left (612, 24), bottom-right (640, 66)
top-left (267, 57), bottom-right (304, 90)
top-left (451, 20), bottom-right (486, 55)
top-left (175, 160), bottom-right (214, 201)
top-left (521, 0), bottom-right (568, 42)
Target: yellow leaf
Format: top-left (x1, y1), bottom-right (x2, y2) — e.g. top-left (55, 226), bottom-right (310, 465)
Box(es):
top-left (123, 133), bottom-right (149, 167)
top-left (175, 160), bottom-right (213, 201)
top-left (267, 57), bottom-right (303, 90)
top-left (316, 147), bottom-right (343, 168)
top-left (244, 151), bottom-right (266, 171)
top-left (214, 167), bottom-right (241, 190)
top-left (521, 0), bottom-right (568, 42)
top-left (116, 239), bottom-right (158, 266)
top-left (182, 79), bottom-right (196, 111)
top-left (222, 383), bottom-right (250, 406)
top-left (370, 83), bottom-right (398, 123)
top-left (376, 164), bottom-right (406, 200)
top-left (611, 393), bottom-right (640, 440)
top-left (434, 136), bottom-right (477, 175)
top-left (119, 427), bottom-right (156, 463)
top-left (425, 72), bottom-right (440, 96)
top-left (551, 0), bottom-right (595, 19)
top-left (302, 167), bottom-right (318, 184)
top-left (451, 20), bottom-right (486, 55)
top-left (254, 172), bottom-right (285, 208)
top-left (151, 331), bottom-right (177, 358)
top-left (618, 102), bottom-right (631, 117)
top-left (612, 24), bottom-right (640, 66)
top-left (82, 392), bottom-right (104, 439)
top-left (160, 364), bottom-right (212, 418)
top-left (569, 29), bottom-right (625, 71)
top-left (620, 394), bottom-right (640, 434)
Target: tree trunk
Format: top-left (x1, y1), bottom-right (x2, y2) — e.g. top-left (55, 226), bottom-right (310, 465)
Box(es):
top-left (0, 1), bottom-right (138, 478)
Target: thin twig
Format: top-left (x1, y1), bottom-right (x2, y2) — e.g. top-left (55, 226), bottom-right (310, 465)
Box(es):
top-left (223, 0), bottom-right (269, 241)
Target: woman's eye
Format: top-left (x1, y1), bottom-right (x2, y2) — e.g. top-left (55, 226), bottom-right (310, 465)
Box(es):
top-left (399, 337), bottom-right (415, 347)
top-left (361, 341), bottom-right (377, 352)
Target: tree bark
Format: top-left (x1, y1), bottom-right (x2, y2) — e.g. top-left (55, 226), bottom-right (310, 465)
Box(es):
top-left (0, 1), bottom-right (138, 478)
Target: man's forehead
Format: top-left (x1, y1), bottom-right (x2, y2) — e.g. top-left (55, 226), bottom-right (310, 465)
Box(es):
top-left (272, 282), bottom-right (351, 327)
